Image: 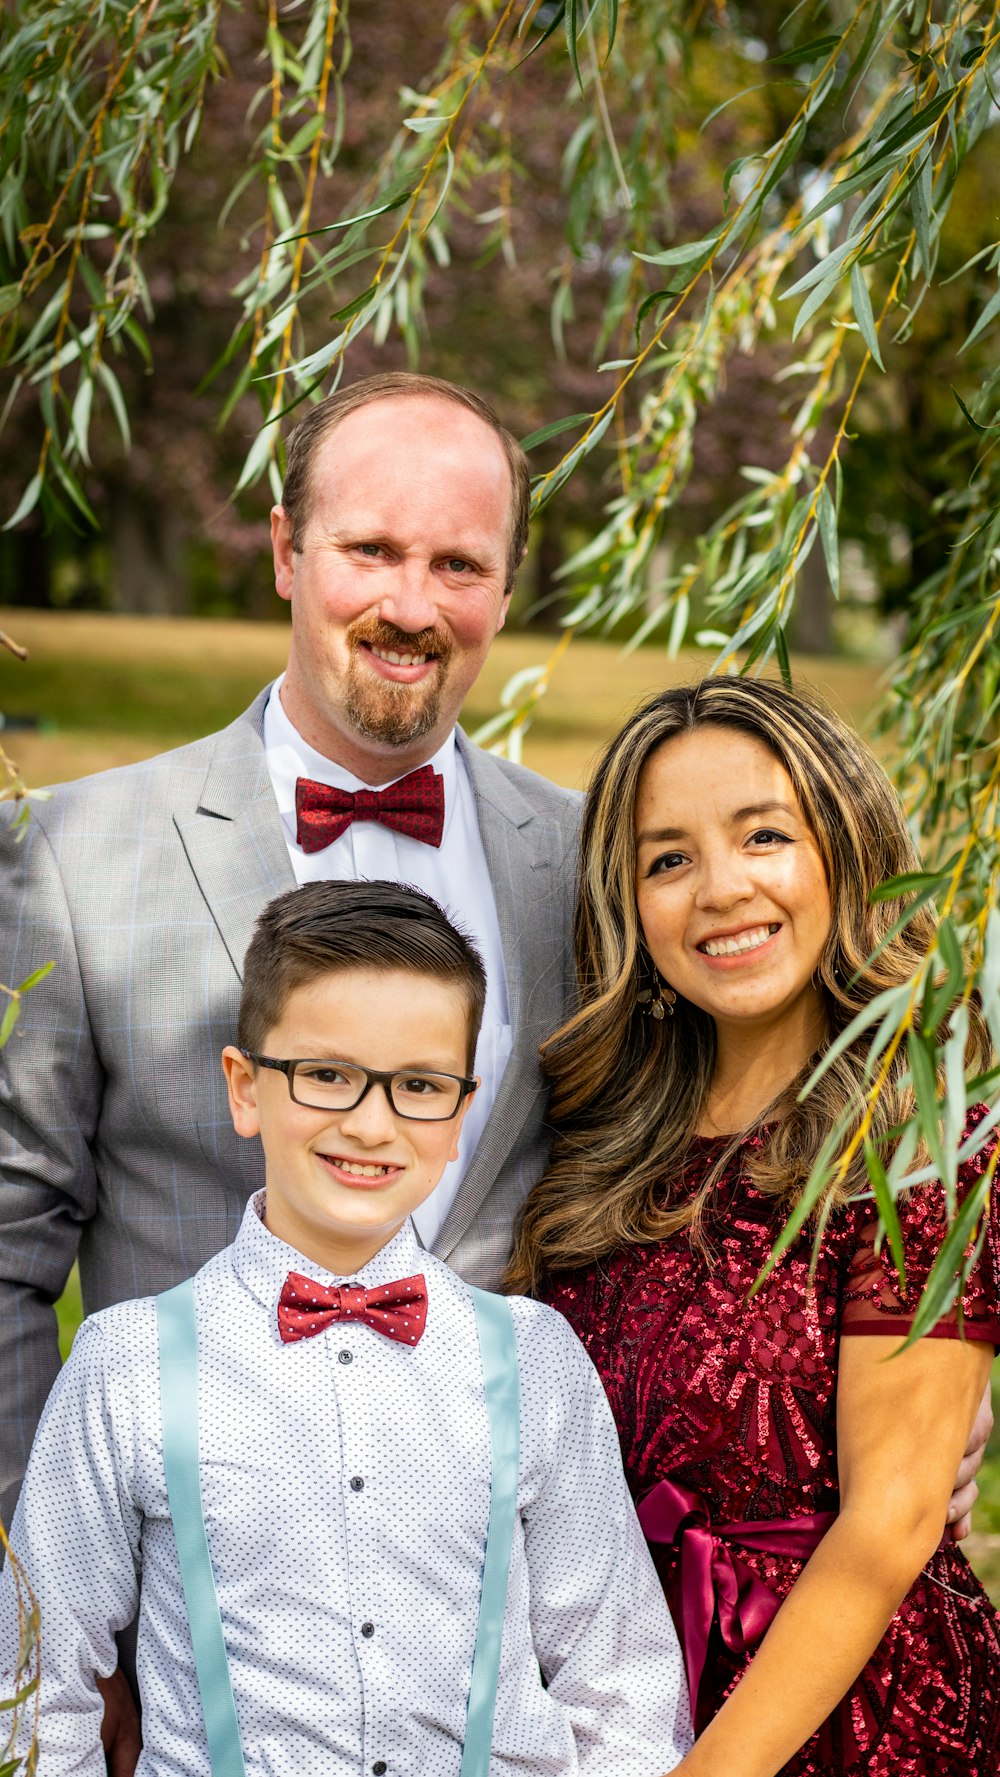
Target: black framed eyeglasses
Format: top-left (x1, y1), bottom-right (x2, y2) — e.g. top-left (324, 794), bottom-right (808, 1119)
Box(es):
top-left (240, 1051), bottom-right (477, 1122)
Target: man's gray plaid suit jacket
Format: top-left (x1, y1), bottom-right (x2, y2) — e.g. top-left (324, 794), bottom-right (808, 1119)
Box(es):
top-left (0, 688), bottom-right (582, 1522)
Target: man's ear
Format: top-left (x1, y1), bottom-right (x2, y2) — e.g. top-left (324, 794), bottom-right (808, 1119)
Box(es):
top-left (271, 506), bottom-right (295, 602)
top-left (222, 1046), bottom-right (261, 1139)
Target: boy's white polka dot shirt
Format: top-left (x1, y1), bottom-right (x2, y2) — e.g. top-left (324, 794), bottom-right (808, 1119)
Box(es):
top-left (2, 1198), bottom-right (692, 1776)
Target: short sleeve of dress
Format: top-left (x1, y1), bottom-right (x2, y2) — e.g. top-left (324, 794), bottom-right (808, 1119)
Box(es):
top-left (841, 1108), bottom-right (1000, 1346)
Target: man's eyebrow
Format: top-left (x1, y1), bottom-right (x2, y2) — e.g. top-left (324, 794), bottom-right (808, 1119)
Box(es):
top-left (635, 800), bottom-right (799, 846)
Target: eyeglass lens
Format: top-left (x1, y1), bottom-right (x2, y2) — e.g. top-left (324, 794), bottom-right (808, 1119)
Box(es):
top-left (291, 1061), bottom-right (463, 1120)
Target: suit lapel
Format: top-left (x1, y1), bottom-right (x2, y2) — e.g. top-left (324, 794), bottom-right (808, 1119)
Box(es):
top-left (174, 690), bottom-right (295, 980)
top-left (434, 734), bottom-right (571, 1257)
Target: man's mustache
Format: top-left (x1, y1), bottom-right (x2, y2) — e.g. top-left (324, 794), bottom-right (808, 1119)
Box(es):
top-left (347, 615), bottom-right (452, 664)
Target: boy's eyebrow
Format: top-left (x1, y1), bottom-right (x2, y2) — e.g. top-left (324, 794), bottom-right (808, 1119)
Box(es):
top-left (291, 1050), bottom-right (461, 1072)
top-left (636, 800), bottom-right (799, 845)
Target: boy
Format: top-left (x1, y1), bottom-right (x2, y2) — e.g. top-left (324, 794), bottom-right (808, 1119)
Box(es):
top-left (1, 881), bottom-right (692, 1776)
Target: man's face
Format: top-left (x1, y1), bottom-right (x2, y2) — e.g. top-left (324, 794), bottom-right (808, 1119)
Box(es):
top-left (271, 394), bottom-right (515, 782)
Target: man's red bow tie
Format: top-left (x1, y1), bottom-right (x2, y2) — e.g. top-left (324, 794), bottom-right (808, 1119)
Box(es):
top-left (294, 767), bottom-right (445, 853)
top-left (277, 1271), bottom-right (428, 1346)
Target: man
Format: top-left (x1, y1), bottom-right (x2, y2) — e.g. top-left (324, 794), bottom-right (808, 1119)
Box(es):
top-left (0, 373), bottom-right (581, 1530)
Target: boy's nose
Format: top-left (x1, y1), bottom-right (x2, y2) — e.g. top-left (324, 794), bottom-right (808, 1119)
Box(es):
top-left (338, 1080), bottom-right (399, 1144)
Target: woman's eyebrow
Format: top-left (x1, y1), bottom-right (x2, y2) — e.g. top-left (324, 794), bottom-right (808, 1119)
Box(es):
top-left (635, 800), bottom-right (798, 846)
top-left (729, 800), bottom-right (798, 823)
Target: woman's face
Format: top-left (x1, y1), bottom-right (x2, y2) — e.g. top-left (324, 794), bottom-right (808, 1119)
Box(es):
top-left (634, 725), bottom-right (832, 1047)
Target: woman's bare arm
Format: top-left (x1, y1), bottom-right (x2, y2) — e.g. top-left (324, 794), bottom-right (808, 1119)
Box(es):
top-left (670, 1331), bottom-right (993, 1777)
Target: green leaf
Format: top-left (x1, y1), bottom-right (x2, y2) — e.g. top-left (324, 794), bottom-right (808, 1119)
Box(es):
top-left (801, 982), bottom-right (908, 1095)
top-left (859, 86), bottom-right (958, 178)
top-left (520, 412), bottom-right (592, 451)
top-left (50, 449), bottom-right (98, 527)
top-left (951, 386), bottom-right (1000, 434)
top-left (782, 239), bottom-right (853, 302)
top-left (770, 34), bottom-right (841, 66)
top-left (774, 624), bottom-right (792, 689)
top-left (904, 1178), bottom-right (988, 1344)
top-left (2, 471), bottom-right (42, 531)
top-left (921, 921), bottom-right (964, 1040)
top-left (329, 282), bottom-right (379, 324)
top-left (752, 1121), bottom-right (845, 1293)
top-left (907, 1029), bottom-right (946, 1185)
top-left (565, 0), bottom-right (583, 90)
top-left (635, 287), bottom-right (683, 333)
top-left (70, 375), bottom-right (94, 465)
top-left (909, 152), bottom-right (934, 273)
top-left (96, 361), bottom-right (132, 452)
top-left (0, 1674), bottom-right (38, 1711)
top-left (283, 114), bottom-right (324, 157)
top-left (403, 114), bottom-right (451, 135)
top-left (864, 1139), bottom-right (906, 1290)
top-left (850, 262), bottom-right (885, 371)
top-left (869, 858), bottom-right (957, 902)
top-left (959, 283), bottom-right (1000, 355)
top-left (16, 960), bottom-right (54, 994)
top-left (634, 236), bottom-right (717, 269)
top-left (272, 192), bottom-right (412, 246)
top-left (816, 483), bottom-right (840, 599)
top-left (0, 997), bottom-right (19, 1046)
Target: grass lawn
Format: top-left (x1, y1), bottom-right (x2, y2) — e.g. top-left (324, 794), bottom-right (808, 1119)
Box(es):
top-left (1, 606), bottom-right (885, 791)
top-left (7, 608), bottom-right (998, 1604)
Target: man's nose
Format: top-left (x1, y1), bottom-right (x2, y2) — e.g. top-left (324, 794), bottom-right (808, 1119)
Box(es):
top-left (377, 559), bottom-right (438, 634)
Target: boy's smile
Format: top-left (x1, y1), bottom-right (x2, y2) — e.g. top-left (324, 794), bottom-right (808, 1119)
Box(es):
top-left (223, 966), bottom-right (477, 1275)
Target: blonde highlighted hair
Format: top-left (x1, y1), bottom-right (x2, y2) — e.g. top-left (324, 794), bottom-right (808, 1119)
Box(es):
top-left (506, 677), bottom-right (990, 1293)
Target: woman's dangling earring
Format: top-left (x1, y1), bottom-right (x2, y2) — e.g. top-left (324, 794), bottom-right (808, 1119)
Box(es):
top-left (637, 964), bottom-right (676, 1020)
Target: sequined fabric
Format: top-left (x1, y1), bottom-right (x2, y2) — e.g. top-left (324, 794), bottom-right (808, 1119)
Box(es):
top-left (544, 1113), bottom-right (1000, 1775)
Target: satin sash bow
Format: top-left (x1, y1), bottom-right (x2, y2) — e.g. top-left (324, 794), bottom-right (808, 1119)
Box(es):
top-left (637, 1476), bottom-right (835, 1730)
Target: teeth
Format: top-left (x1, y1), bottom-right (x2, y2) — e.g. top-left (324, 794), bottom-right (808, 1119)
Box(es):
top-left (332, 1159), bottom-right (391, 1178)
top-left (372, 646), bottom-right (428, 667)
top-left (701, 924), bottom-right (777, 958)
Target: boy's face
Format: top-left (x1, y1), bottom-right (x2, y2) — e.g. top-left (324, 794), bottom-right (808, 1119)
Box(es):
top-left (222, 966), bottom-right (476, 1275)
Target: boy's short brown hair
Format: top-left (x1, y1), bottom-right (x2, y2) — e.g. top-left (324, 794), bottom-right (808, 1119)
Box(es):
top-left (238, 880), bottom-right (487, 1070)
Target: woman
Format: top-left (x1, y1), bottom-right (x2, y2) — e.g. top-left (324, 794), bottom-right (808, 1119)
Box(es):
top-left (507, 678), bottom-right (1000, 1776)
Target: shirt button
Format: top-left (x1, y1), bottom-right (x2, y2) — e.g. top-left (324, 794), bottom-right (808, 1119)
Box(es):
top-left (373, 1764), bottom-right (387, 1775)
top-left (350, 1476), bottom-right (364, 1492)
top-left (361, 1621), bottom-right (375, 1638)
top-left (338, 1350), bottom-right (353, 1365)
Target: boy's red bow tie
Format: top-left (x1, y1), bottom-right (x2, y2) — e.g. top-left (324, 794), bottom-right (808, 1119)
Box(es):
top-left (277, 1271), bottom-right (428, 1346)
top-left (294, 767), bottom-right (445, 852)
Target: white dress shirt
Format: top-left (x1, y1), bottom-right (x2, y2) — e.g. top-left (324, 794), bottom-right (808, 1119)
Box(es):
top-left (262, 679), bottom-right (512, 1246)
top-left (2, 1199), bottom-right (692, 1777)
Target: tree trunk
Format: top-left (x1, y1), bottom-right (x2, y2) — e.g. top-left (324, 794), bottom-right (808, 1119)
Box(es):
top-left (108, 492), bottom-right (190, 615)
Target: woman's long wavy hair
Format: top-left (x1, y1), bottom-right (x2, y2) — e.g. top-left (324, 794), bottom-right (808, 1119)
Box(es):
top-left (507, 677), bottom-right (991, 1294)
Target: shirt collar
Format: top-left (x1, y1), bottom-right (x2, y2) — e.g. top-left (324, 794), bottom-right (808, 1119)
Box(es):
top-left (232, 1191), bottom-right (426, 1316)
top-left (263, 673), bottom-right (458, 814)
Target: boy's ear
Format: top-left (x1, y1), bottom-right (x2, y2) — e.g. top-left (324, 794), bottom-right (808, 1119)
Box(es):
top-left (222, 1046), bottom-right (261, 1139)
top-left (448, 1076), bottom-right (479, 1164)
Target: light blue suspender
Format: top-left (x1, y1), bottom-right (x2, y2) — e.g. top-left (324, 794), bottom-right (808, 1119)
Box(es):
top-left (461, 1287), bottom-right (521, 1777)
top-left (156, 1277), bottom-right (520, 1777)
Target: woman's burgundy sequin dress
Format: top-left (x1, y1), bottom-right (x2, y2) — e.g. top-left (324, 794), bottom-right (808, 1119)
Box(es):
top-left (544, 1122), bottom-right (1000, 1775)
